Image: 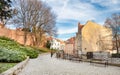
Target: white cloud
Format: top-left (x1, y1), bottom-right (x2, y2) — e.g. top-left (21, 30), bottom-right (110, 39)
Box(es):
top-left (42, 0), bottom-right (98, 22)
top-left (57, 27), bottom-right (77, 34)
top-left (42, 0), bottom-right (120, 22)
top-left (41, 0), bottom-right (120, 40)
top-left (57, 1), bottom-right (98, 22)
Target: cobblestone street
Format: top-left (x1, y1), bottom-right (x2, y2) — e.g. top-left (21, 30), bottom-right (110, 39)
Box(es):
top-left (18, 53), bottom-right (120, 75)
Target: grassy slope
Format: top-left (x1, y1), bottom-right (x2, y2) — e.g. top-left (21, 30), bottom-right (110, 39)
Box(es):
top-left (0, 36), bottom-right (51, 73)
top-left (0, 36), bottom-right (50, 62)
top-left (0, 63), bottom-right (17, 73)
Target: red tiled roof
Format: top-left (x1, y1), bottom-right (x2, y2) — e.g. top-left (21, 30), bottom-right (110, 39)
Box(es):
top-left (66, 37), bottom-right (75, 44)
top-left (78, 22), bottom-right (84, 32)
top-left (79, 25), bottom-right (84, 29)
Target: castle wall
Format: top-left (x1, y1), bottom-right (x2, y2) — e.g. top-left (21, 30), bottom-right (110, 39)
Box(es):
top-left (0, 26), bottom-right (34, 46)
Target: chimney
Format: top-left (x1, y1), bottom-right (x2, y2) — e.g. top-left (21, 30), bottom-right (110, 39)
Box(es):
top-left (78, 22), bottom-right (81, 33)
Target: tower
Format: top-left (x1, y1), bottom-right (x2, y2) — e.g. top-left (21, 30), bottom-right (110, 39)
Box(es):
top-left (75, 22), bottom-right (84, 57)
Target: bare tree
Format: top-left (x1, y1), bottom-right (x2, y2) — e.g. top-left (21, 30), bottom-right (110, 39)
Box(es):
top-left (104, 13), bottom-right (120, 54)
top-left (12, 0), bottom-right (57, 46)
top-left (97, 34), bottom-right (112, 51)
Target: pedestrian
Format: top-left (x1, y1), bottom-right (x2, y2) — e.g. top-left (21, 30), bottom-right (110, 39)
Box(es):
top-left (51, 50), bottom-right (53, 57)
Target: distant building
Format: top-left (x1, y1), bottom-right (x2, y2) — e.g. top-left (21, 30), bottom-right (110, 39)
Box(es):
top-left (50, 38), bottom-right (60, 50)
top-left (50, 38), bottom-right (65, 50)
top-left (59, 41), bottom-right (65, 50)
top-left (64, 37), bottom-right (75, 55)
top-left (64, 44), bottom-right (74, 55)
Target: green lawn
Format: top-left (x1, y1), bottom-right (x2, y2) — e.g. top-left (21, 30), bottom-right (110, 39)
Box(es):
top-left (0, 63), bottom-right (17, 73)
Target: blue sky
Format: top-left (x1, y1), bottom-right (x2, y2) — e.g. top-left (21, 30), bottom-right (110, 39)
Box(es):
top-left (42, 0), bottom-right (120, 40)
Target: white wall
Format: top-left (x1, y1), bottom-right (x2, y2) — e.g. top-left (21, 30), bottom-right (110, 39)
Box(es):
top-left (50, 39), bottom-right (60, 50)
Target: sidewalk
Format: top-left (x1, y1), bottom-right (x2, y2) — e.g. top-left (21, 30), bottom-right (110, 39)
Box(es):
top-left (18, 54), bottom-right (120, 75)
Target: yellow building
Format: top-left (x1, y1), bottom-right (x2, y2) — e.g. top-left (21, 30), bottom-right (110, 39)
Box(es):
top-left (82, 21), bottom-right (113, 52)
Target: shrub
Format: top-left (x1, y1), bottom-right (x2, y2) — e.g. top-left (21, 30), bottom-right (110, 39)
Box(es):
top-left (19, 46), bottom-right (39, 58)
top-left (112, 53), bottom-right (120, 58)
top-left (0, 48), bottom-right (27, 62)
top-left (0, 36), bottom-right (41, 63)
top-left (0, 36), bottom-right (14, 42)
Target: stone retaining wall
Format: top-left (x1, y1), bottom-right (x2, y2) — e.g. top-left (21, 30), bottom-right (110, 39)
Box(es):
top-left (93, 52), bottom-right (110, 59)
top-left (1, 57), bottom-right (29, 75)
top-left (93, 52), bottom-right (120, 64)
top-left (108, 58), bottom-right (120, 64)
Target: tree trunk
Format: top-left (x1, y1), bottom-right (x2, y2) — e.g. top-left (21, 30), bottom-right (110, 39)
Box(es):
top-left (115, 35), bottom-right (119, 54)
top-left (24, 31), bottom-right (27, 46)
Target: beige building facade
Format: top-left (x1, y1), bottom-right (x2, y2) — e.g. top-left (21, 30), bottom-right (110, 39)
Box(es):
top-left (82, 21), bottom-right (113, 52)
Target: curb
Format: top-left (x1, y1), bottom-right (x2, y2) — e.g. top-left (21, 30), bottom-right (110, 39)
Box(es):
top-left (1, 57), bottom-right (29, 75)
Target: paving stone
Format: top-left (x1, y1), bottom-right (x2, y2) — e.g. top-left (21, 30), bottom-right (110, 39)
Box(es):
top-left (18, 54), bottom-right (120, 75)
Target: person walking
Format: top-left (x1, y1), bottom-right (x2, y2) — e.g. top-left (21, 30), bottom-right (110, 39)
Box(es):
top-left (51, 50), bottom-right (53, 57)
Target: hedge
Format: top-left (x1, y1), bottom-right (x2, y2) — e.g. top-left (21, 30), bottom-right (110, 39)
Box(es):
top-left (112, 53), bottom-right (120, 58)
